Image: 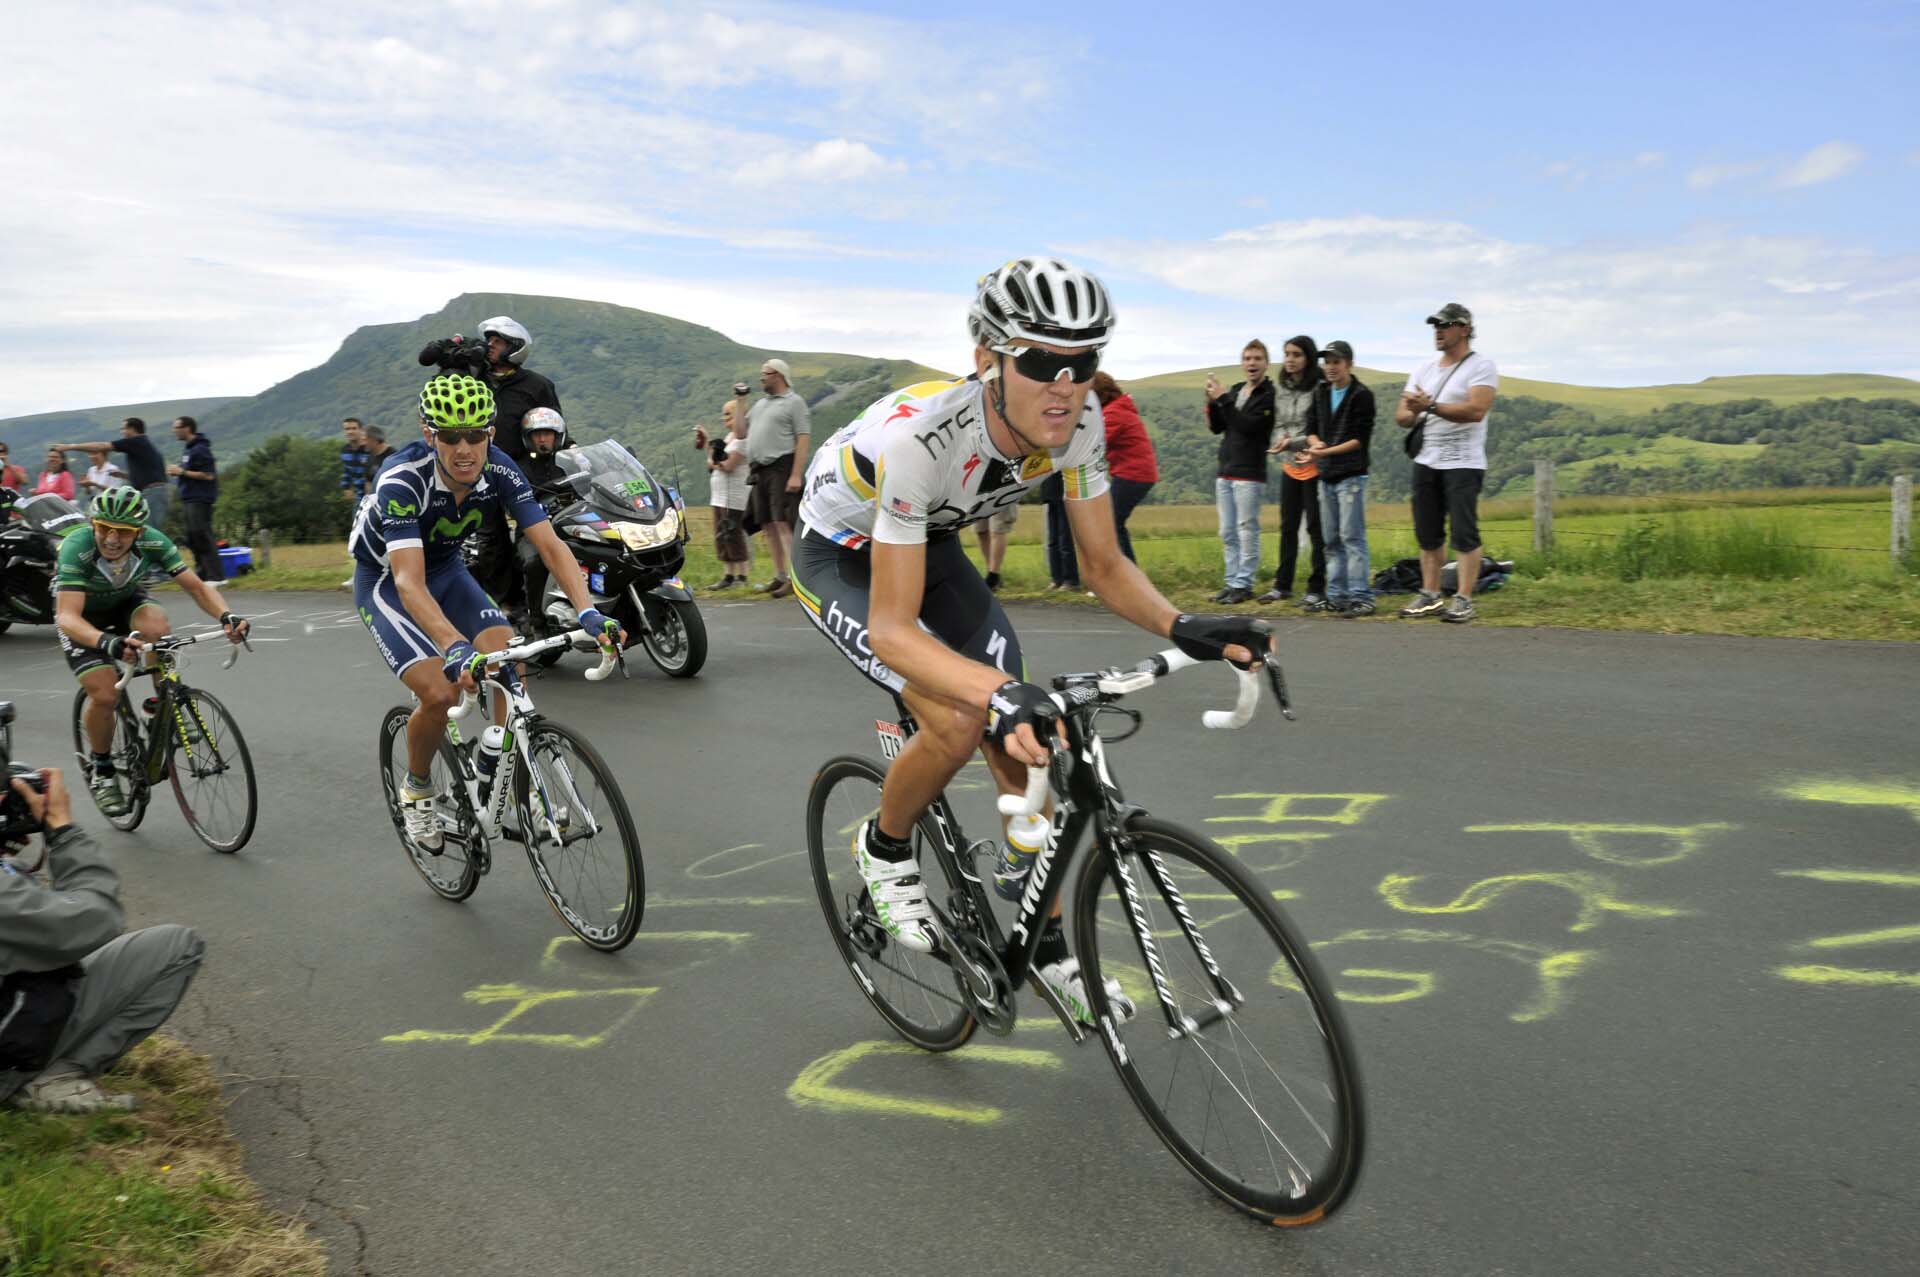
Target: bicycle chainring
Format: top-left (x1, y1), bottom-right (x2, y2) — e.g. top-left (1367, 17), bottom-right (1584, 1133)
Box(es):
top-left (945, 925), bottom-right (1015, 1036)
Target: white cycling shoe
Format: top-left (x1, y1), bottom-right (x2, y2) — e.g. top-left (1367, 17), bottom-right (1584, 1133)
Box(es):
top-left (1038, 957), bottom-right (1136, 1026)
top-left (853, 821), bottom-right (938, 954)
top-left (400, 780), bottom-right (444, 852)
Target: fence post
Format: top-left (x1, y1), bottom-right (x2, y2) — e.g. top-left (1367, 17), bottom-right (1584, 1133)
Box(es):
top-left (253, 526), bottom-right (272, 570)
top-left (1532, 459), bottom-right (1554, 553)
top-left (1894, 474), bottom-right (1913, 570)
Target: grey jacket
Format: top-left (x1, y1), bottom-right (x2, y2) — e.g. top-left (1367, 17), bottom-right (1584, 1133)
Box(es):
top-left (1, 824), bottom-right (123, 977)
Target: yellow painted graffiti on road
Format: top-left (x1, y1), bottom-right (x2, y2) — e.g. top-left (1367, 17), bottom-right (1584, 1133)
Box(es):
top-left (1461, 821), bottom-right (1736, 867)
top-left (1291, 928), bottom-right (1600, 1023)
top-left (382, 983), bottom-right (659, 1049)
top-left (1377, 871), bottom-right (1692, 933)
top-left (1207, 793), bottom-right (1390, 827)
top-left (1775, 780), bottom-right (1920, 823)
top-left (1774, 867), bottom-right (1920, 991)
top-left (683, 843), bottom-right (805, 879)
top-left (788, 1040), bottom-right (1063, 1124)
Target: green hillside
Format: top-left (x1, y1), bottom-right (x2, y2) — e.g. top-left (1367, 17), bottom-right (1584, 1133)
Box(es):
top-left (1, 396), bottom-right (245, 453)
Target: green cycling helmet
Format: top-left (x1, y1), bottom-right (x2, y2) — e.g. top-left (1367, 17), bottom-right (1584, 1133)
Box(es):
top-left (419, 373), bottom-right (497, 431)
top-left (90, 486), bottom-right (150, 527)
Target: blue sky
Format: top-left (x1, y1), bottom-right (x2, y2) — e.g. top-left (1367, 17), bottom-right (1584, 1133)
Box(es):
top-left (5, 0), bottom-right (1917, 417)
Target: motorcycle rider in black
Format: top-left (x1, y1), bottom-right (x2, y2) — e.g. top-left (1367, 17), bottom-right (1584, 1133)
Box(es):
top-left (513, 408), bottom-right (575, 625)
top-left (416, 316), bottom-right (560, 608)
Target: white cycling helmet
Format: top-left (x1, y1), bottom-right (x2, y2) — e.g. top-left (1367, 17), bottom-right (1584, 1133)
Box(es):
top-left (968, 257), bottom-right (1115, 351)
top-left (522, 406), bottom-right (567, 449)
top-left (478, 316), bottom-right (533, 366)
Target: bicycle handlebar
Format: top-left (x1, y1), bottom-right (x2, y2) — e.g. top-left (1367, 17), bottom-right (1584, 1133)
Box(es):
top-left (994, 648), bottom-right (1284, 817)
top-left (447, 628), bottom-right (620, 723)
top-left (109, 628), bottom-right (249, 691)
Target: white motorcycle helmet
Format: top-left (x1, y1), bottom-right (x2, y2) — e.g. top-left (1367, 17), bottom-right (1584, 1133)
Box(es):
top-left (478, 316), bottom-right (533, 366)
top-left (522, 406), bottom-right (567, 451)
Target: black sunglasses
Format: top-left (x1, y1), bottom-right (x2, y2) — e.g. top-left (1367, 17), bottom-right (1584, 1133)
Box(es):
top-left (430, 427), bottom-right (492, 446)
top-left (1001, 345), bottom-right (1101, 385)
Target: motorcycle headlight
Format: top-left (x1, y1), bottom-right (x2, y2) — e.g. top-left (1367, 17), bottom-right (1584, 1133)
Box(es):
top-left (613, 510), bottom-right (678, 550)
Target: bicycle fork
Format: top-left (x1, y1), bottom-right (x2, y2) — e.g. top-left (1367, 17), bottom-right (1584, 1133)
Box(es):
top-left (1109, 833), bottom-right (1244, 1040)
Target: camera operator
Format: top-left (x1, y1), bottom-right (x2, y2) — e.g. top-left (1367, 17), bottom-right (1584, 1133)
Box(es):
top-left (417, 316), bottom-right (561, 606)
top-left (2, 726), bottom-right (205, 1115)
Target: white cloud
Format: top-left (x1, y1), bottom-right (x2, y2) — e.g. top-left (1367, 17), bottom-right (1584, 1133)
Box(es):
top-left (1776, 140), bottom-right (1867, 188)
top-left (738, 139), bottom-right (907, 185)
top-left (1070, 215), bottom-right (1920, 384)
top-left (1687, 160), bottom-right (1768, 191)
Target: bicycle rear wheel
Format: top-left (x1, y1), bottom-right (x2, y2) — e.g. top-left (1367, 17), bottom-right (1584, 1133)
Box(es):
top-left (166, 688), bottom-right (257, 852)
top-left (1072, 816), bottom-right (1364, 1225)
top-left (70, 690), bottom-right (149, 833)
top-left (378, 705), bottom-right (482, 901)
top-left (805, 755), bottom-right (976, 1053)
top-left (514, 720), bottom-right (643, 952)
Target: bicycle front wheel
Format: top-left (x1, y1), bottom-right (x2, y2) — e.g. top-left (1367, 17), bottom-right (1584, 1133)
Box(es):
top-left (1073, 816), bottom-right (1364, 1225)
top-left (378, 705), bottom-right (481, 901)
top-left (166, 688), bottom-right (257, 852)
top-left (515, 720), bottom-right (643, 951)
top-left (69, 689), bottom-right (149, 833)
top-left (805, 756), bottom-right (976, 1053)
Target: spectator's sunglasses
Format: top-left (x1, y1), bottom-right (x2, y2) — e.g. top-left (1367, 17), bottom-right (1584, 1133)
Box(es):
top-left (1429, 319), bottom-right (1468, 330)
top-left (997, 345), bottom-right (1101, 385)
top-left (429, 427), bottom-right (492, 446)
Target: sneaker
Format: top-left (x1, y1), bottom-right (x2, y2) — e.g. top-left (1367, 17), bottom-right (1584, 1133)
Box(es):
top-left (706, 575), bottom-right (734, 590)
top-left (1300, 594), bottom-right (1332, 613)
top-left (89, 771), bottom-right (127, 818)
top-left (1219, 586), bottom-right (1254, 605)
top-left (1398, 590), bottom-right (1447, 618)
top-left (853, 822), bottom-right (937, 953)
top-left (984, 571), bottom-right (1002, 592)
top-left (1255, 588), bottom-right (1291, 604)
top-left (1345, 599), bottom-right (1378, 617)
top-left (1440, 594), bottom-right (1477, 624)
top-left (1209, 586), bottom-right (1234, 603)
top-left (768, 578), bottom-right (793, 600)
top-left (1037, 957), bottom-right (1136, 1026)
top-left (399, 779), bottom-right (444, 852)
top-left (8, 1070), bottom-right (137, 1114)
top-left (754, 579), bottom-right (780, 593)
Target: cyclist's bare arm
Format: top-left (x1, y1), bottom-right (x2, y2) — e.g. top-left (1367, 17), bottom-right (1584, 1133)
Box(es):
top-left (175, 570), bottom-right (248, 640)
top-left (1065, 496), bottom-right (1263, 667)
top-left (390, 545), bottom-right (469, 653)
top-left (54, 589), bottom-right (131, 653)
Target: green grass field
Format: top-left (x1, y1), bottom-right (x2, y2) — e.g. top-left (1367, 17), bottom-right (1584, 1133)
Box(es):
top-left (1126, 366), bottom-right (1920, 418)
top-left (226, 487), bottom-right (1917, 642)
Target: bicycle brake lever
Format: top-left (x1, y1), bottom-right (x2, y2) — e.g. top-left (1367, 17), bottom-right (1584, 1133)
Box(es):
top-left (1265, 661), bottom-right (1295, 721)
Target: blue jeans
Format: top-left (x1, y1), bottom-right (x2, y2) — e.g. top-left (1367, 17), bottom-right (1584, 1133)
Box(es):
top-left (1318, 474), bottom-right (1372, 604)
top-left (1215, 478), bottom-right (1262, 589)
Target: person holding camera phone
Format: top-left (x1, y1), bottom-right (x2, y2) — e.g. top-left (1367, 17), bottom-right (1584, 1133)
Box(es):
top-left (693, 384), bottom-right (753, 588)
top-left (1, 745), bottom-right (207, 1116)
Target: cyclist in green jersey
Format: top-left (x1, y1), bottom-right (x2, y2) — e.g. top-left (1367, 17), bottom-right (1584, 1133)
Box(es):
top-left (53, 486), bottom-right (250, 816)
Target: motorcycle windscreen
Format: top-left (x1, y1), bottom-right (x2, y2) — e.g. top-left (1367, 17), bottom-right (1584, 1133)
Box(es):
top-left (16, 493), bottom-right (87, 538)
top-left (554, 440), bottom-right (670, 523)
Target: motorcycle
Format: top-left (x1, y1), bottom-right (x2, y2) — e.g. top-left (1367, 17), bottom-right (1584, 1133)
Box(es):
top-left (524, 440), bottom-right (707, 678)
top-left (0, 490), bottom-right (87, 634)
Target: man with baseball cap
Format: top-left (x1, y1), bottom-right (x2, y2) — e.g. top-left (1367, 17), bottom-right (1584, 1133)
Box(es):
top-left (1395, 304), bottom-right (1499, 623)
top-left (745, 358), bottom-right (811, 598)
top-left (1299, 341), bottom-right (1378, 616)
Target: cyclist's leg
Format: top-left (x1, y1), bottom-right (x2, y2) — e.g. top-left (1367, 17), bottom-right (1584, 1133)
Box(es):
top-left (433, 561), bottom-right (513, 728)
top-left (354, 562), bottom-right (458, 777)
top-left (63, 597), bottom-right (145, 755)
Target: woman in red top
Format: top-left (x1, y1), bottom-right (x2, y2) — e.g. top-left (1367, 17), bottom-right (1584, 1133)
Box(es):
top-left (1092, 371), bottom-right (1159, 562)
top-left (32, 448), bottom-right (76, 501)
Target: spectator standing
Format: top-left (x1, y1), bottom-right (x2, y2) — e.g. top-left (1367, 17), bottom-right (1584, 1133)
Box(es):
top-left (1259, 336), bottom-right (1327, 607)
top-left (1203, 340), bottom-right (1278, 603)
top-left (745, 358), bottom-right (810, 599)
top-left (1093, 371), bottom-right (1158, 562)
top-left (0, 443), bottom-right (27, 491)
top-left (1301, 341), bottom-right (1377, 616)
top-left (1040, 471), bottom-right (1080, 590)
top-left (2, 766), bottom-right (206, 1114)
top-left (167, 416), bottom-right (223, 582)
top-left (364, 426), bottom-right (395, 476)
top-left (55, 419), bottom-right (170, 531)
top-left (80, 447), bottom-right (125, 495)
top-left (32, 448), bottom-right (75, 501)
top-left (974, 503), bottom-right (1017, 591)
top-left (1395, 303), bottom-right (1499, 624)
top-left (694, 396), bottom-right (753, 588)
top-left (339, 417), bottom-right (371, 502)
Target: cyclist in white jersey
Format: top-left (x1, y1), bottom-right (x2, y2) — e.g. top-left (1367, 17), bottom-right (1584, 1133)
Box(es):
top-left (791, 256), bottom-right (1272, 1021)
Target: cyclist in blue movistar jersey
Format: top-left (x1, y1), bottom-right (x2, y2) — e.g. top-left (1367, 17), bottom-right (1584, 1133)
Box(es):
top-left (792, 257), bottom-right (1272, 1020)
top-left (349, 374), bottom-right (622, 851)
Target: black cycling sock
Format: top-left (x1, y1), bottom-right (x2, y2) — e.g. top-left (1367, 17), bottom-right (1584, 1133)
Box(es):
top-left (1035, 920), bottom-right (1070, 970)
top-left (91, 752), bottom-right (115, 778)
top-left (866, 822), bottom-right (914, 863)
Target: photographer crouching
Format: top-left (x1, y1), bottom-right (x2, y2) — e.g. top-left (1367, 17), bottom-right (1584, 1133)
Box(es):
top-left (418, 316), bottom-right (562, 612)
top-left (1, 705), bottom-right (205, 1114)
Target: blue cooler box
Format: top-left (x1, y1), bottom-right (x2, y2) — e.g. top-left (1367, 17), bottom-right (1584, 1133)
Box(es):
top-left (218, 546), bottom-right (254, 575)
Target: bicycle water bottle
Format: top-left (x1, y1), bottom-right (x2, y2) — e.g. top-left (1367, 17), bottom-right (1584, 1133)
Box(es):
top-left (993, 810), bottom-right (1052, 903)
top-left (476, 725), bottom-right (514, 836)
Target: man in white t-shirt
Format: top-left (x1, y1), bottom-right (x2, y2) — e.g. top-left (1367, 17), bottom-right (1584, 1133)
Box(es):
top-left (1394, 302), bottom-right (1499, 623)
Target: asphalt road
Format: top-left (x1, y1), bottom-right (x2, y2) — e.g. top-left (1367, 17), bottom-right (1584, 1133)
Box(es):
top-left (3, 593), bottom-right (1916, 1275)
